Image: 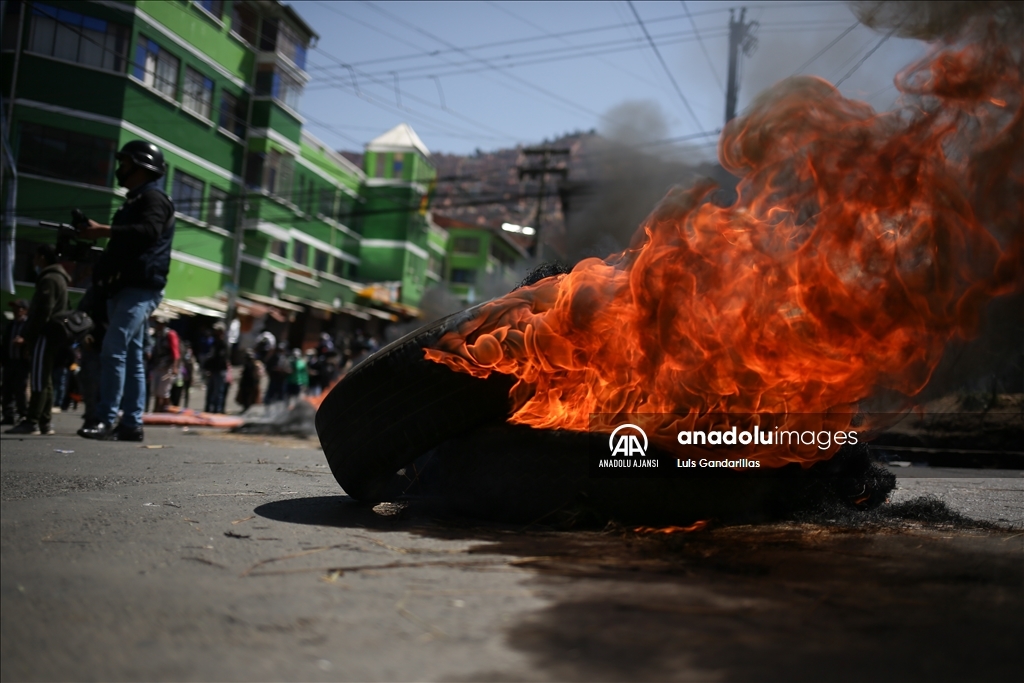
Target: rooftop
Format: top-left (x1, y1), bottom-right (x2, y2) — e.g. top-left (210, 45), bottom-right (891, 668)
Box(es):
top-left (366, 123), bottom-right (431, 158)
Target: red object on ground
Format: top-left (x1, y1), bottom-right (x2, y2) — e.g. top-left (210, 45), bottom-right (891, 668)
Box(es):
top-left (143, 407), bottom-right (244, 429)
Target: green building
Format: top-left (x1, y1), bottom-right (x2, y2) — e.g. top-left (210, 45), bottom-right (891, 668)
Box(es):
top-left (1, 0), bottom-right (445, 347)
top-left (359, 123), bottom-right (447, 309)
top-left (433, 215), bottom-right (529, 306)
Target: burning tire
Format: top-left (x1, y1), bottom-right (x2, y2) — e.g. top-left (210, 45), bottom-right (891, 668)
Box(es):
top-left (397, 424), bottom-right (894, 525)
top-left (315, 304), bottom-right (516, 501)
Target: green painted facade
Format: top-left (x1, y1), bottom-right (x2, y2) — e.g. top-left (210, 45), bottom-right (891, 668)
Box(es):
top-left (442, 222), bottom-right (528, 305)
top-left (2, 0), bottom-right (451, 336)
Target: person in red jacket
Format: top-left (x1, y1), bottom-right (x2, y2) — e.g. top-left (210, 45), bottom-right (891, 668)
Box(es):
top-left (149, 316), bottom-right (179, 413)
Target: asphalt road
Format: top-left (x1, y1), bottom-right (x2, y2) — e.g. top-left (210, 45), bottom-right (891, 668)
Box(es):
top-left (2, 411), bottom-right (1022, 682)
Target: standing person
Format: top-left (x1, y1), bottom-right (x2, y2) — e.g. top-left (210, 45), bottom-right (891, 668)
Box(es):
top-left (203, 322), bottom-right (230, 414)
top-left (235, 349), bottom-right (263, 412)
top-left (254, 328), bottom-right (275, 363)
top-left (172, 343), bottom-right (197, 409)
top-left (6, 246), bottom-right (70, 435)
top-left (1, 299), bottom-right (31, 425)
top-left (149, 316), bottom-right (180, 413)
top-left (264, 343), bottom-right (291, 405)
top-left (143, 319), bottom-right (156, 412)
top-left (286, 348), bottom-right (308, 404)
top-left (305, 348), bottom-right (321, 397)
top-left (75, 286), bottom-right (108, 432)
top-left (79, 140), bottom-right (175, 442)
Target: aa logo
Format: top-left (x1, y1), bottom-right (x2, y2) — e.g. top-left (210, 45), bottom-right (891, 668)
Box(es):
top-left (609, 424), bottom-right (648, 457)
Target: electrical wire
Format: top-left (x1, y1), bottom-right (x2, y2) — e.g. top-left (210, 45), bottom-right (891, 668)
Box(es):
top-left (309, 48), bottom-right (518, 141)
top-left (307, 20), bottom-right (854, 85)
top-left (835, 27), bottom-right (898, 88)
top-left (315, 1), bottom-right (845, 71)
top-left (483, 0), bottom-right (664, 90)
top-left (789, 21), bottom-right (860, 76)
top-left (626, 0), bottom-right (704, 131)
top-left (681, 1), bottom-right (724, 94)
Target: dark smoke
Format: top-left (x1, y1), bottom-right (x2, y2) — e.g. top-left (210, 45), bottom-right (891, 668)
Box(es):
top-left (232, 401), bottom-right (317, 437)
top-left (850, 1), bottom-right (1023, 41)
top-left (561, 101), bottom-right (732, 264)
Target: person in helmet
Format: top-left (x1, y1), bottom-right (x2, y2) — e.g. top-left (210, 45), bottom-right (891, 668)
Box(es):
top-left (78, 140), bottom-right (175, 441)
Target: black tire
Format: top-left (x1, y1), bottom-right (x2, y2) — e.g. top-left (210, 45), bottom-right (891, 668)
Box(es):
top-left (315, 304), bottom-right (516, 501)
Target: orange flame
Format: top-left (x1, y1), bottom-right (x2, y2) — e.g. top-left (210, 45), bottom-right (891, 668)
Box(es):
top-left (425, 31), bottom-right (1023, 467)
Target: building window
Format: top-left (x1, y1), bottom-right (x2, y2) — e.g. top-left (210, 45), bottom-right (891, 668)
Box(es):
top-left (196, 0), bottom-right (223, 20)
top-left (244, 152), bottom-right (263, 188)
top-left (172, 171), bottom-right (204, 220)
top-left (276, 70), bottom-right (303, 111)
top-left (218, 91), bottom-right (247, 138)
top-left (230, 2), bottom-right (258, 45)
top-left (453, 237), bottom-right (480, 254)
top-left (183, 67), bottom-right (214, 119)
top-left (256, 65), bottom-right (303, 111)
top-left (262, 150), bottom-right (294, 198)
top-left (314, 249), bottom-right (328, 273)
top-left (206, 186), bottom-right (229, 228)
top-left (337, 195), bottom-right (355, 225)
top-left (259, 17), bottom-right (278, 52)
top-left (2, 1), bottom-right (21, 51)
top-left (27, 3), bottom-right (129, 73)
top-left (17, 122), bottom-right (116, 186)
top-left (296, 175), bottom-right (308, 211)
top-left (133, 35), bottom-right (179, 98)
top-left (276, 21), bottom-right (306, 70)
top-left (270, 239), bottom-right (288, 259)
top-left (450, 268), bottom-right (476, 284)
top-left (292, 241), bottom-right (308, 266)
top-left (392, 153), bottom-right (404, 176)
top-left (318, 189), bottom-right (335, 218)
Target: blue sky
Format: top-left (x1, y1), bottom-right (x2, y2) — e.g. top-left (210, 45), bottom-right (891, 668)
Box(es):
top-left (297, 1), bottom-right (929, 156)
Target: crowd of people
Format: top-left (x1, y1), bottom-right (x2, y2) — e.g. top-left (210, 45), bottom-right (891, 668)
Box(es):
top-left (2, 299), bottom-right (377, 435)
top-left (1, 140), bottom-right (382, 442)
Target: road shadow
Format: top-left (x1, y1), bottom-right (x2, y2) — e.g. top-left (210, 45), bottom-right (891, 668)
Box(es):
top-left (255, 495), bottom-right (1023, 682)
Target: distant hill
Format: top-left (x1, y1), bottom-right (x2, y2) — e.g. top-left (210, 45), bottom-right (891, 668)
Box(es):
top-left (340, 130), bottom-right (734, 263)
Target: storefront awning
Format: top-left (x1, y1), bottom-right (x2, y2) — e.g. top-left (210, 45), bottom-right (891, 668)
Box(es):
top-left (163, 299), bottom-right (226, 318)
top-left (280, 293), bottom-right (335, 312)
top-left (239, 291), bottom-right (304, 313)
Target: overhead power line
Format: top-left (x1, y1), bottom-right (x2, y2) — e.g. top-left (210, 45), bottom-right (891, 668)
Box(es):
top-left (483, 0), bottom-right (664, 90)
top-left (626, 0), bottom-right (703, 131)
top-left (680, 1), bottom-right (724, 95)
top-left (306, 51), bottom-right (518, 145)
top-left (360, 1), bottom-right (607, 122)
top-left (314, 1), bottom-right (847, 71)
top-left (790, 21), bottom-right (860, 76)
top-left (306, 20), bottom-right (855, 84)
top-left (834, 27), bottom-right (898, 88)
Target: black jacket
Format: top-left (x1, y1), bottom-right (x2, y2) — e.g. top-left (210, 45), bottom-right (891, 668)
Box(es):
top-left (93, 180), bottom-right (175, 293)
top-left (24, 264), bottom-right (71, 344)
top-left (1, 316), bottom-right (29, 363)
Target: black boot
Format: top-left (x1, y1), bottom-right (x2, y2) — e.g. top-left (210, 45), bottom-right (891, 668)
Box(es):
top-left (113, 424), bottom-right (144, 442)
top-left (79, 422), bottom-right (116, 440)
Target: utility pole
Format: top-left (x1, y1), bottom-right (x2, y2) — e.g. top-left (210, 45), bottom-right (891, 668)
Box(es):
top-left (725, 7), bottom-right (758, 125)
top-left (518, 147), bottom-right (569, 259)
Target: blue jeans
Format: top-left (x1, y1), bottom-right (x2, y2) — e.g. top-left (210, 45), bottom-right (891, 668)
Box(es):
top-left (99, 287), bottom-right (163, 428)
top-left (205, 370), bottom-right (227, 414)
